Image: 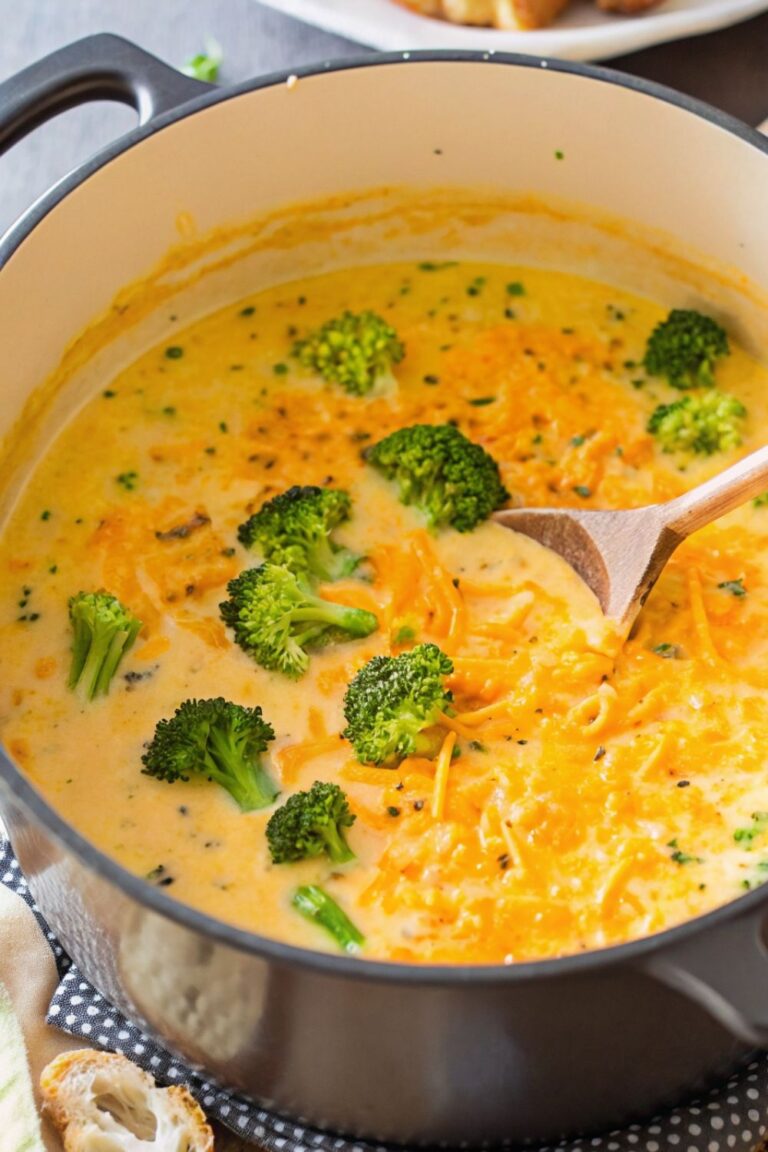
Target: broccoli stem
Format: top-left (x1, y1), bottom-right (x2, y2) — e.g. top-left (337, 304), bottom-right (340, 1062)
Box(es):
top-left (321, 824), bottom-right (356, 865)
top-left (308, 537), bottom-right (361, 582)
top-left (290, 598), bottom-right (378, 639)
top-left (292, 885), bottom-right (364, 954)
top-left (204, 725), bottom-right (279, 812)
top-left (370, 365), bottom-right (399, 397)
top-left (69, 615), bottom-right (140, 699)
top-left (92, 628), bottom-right (135, 697)
top-left (68, 613), bottom-right (94, 690)
top-left (412, 729), bottom-right (444, 759)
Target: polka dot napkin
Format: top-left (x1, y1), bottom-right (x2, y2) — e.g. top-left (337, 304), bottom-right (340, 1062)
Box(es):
top-left (2, 839), bottom-right (768, 1152)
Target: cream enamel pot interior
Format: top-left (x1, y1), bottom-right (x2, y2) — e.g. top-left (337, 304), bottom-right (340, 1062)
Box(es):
top-left (4, 35), bottom-right (768, 1148)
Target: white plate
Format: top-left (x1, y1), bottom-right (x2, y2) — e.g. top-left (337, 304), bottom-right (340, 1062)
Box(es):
top-left (258, 0), bottom-right (768, 60)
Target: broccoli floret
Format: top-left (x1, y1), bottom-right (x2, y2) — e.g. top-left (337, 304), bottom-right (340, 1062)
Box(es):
top-left (292, 884), bottom-right (364, 954)
top-left (292, 310), bottom-right (404, 396)
top-left (342, 642), bottom-right (454, 766)
top-left (364, 423), bottom-right (509, 533)
top-left (267, 780), bottom-right (356, 864)
top-left (141, 696), bottom-right (278, 812)
top-left (644, 309), bottom-right (729, 390)
top-left (648, 390), bottom-right (746, 455)
top-left (220, 563), bottom-right (378, 679)
top-left (237, 486), bottom-right (362, 581)
top-left (68, 590), bottom-right (142, 700)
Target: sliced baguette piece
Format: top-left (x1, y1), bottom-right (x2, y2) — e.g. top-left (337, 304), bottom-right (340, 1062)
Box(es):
top-left (397, 0), bottom-right (570, 29)
top-left (40, 1049), bottom-right (214, 1152)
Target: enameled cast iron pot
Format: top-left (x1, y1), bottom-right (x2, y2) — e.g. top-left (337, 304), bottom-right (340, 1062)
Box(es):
top-left (3, 34), bottom-right (768, 1148)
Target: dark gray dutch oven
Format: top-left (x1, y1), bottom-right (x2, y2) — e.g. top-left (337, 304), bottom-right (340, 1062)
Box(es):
top-left (2, 33), bottom-right (768, 1148)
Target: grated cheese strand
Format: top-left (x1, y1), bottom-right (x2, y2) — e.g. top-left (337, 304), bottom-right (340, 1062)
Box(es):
top-left (431, 730), bottom-right (457, 821)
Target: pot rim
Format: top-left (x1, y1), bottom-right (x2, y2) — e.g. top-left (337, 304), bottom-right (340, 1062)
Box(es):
top-left (3, 46), bottom-right (768, 986)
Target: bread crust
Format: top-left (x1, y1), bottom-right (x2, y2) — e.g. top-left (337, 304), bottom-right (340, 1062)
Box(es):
top-left (595, 0), bottom-right (663, 12)
top-left (397, 0), bottom-right (660, 26)
top-left (396, 0), bottom-right (569, 28)
top-left (40, 1049), bottom-right (214, 1152)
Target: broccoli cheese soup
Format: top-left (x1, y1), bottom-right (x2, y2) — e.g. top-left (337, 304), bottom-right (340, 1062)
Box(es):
top-left (3, 259), bottom-right (768, 965)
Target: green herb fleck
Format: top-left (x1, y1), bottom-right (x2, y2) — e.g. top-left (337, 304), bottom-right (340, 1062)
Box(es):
top-left (423, 374), bottom-right (440, 386)
top-left (466, 276), bottom-right (486, 297)
top-left (667, 838), bottom-right (704, 865)
top-left (386, 806), bottom-right (400, 818)
top-left (273, 362), bottom-right (289, 376)
top-left (554, 150), bottom-right (564, 160)
top-left (753, 492), bottom-right (768, 508)
top-left (573, 485), bottom-right (591, 499)
top-left (219, 421), bottom-right (229, 434)
top-left (40, 510), bottom-right (52, 521)
top-left (468, 396), bottom-right (496, 407)
top-left (718, 577), bottom-right (746, 597)
top-left (102, 389), bottom-right (116, 399)
top-left (506, 282), bottom-right (525, 297)
top-left (116, 471), bottom-right (139, 491)
top-left (394, 625), bottom-right (416, 645)
top-left (570, 434), bottom-right (586, 447)
top-left (417, 261), bottom-right (458, 272)
top-left (182, 38), bottom-right (223, 83)
top-left (165, 346), bottom-right (184, 360)
top-left (734, 811), bottom-right (768, 849)
top-left (162, 405), bottom-right (177, 417)
top-left (653, 642), bottom-right (681, 659)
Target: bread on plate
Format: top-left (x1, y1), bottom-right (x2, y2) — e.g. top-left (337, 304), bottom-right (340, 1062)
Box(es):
top-left (397, 0), bottom-right (660, 29)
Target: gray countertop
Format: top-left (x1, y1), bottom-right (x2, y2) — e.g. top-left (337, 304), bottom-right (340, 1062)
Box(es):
top-left (0, 0), bottom-right (767, 236)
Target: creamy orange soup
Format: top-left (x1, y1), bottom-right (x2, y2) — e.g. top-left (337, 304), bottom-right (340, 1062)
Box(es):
top-left (3, 260), bottom-right (768, 964)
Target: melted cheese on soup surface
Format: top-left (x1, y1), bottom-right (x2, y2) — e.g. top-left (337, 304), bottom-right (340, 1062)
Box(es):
top-left (3, 261), bottom-right (768, 965)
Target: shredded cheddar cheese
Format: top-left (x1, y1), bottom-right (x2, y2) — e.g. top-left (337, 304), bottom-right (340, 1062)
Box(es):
top-left (431, 731), bottom-right (457, 821)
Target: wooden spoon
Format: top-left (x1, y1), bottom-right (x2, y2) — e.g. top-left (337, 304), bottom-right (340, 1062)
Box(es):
top-left (492, 445), bottom-right (768, 631)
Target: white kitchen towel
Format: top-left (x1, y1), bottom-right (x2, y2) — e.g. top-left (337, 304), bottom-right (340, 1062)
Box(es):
top-left (0, 980), bottom-right (46, 1152)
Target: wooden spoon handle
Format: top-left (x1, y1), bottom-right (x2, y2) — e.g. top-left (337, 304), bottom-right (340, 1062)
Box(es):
top-left (663, 444), bottom-right (768, 538)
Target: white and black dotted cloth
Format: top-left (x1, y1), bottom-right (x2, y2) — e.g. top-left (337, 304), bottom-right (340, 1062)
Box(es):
top-left (2, 839), bottom-right (768, 1152)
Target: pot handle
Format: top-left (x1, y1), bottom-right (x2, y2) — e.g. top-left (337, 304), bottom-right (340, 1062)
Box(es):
top-left (645, 908), bottom-right (768, 1046)
top-left (0, 33), bottom-right (210, 155)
